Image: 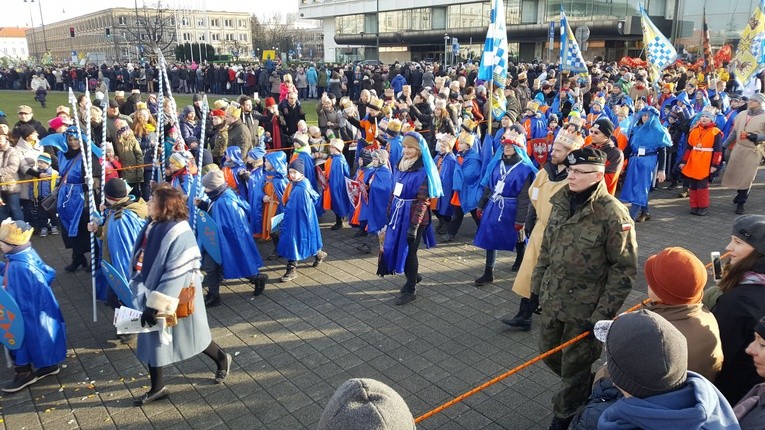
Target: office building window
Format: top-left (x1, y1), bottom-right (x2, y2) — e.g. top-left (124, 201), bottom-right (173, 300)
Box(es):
top-left (211, 33), bottom-right (220, 41)
top-left (181, 16), bottom-right (190, 26)
top-left (198, 34), bottom-right (206, 41)
top-left (521, 0), bottom-right (538, 24)
top-left (118, 16), bottom-right (127, 25)
top-left (197, 17), bottom-right (205, 26)
top-left (210, 18), bottom-right (220, 27)
top-left (239, 34), bottom-right (247, 42)
top-left (224, 19), bottom-right (233, 28)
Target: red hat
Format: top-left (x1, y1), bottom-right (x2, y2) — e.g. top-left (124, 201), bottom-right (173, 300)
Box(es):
top-left (48, 116), bottom-right (72, 130)
top-left (211, 109), bottom-right (225, 118)
top-left (645, 247), bottom-right (706, 305)
top-left (265, 97), bottom-right (277, 108)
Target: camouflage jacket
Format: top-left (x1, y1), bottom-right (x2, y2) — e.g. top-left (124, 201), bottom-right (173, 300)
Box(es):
top-left (211, 125), bottom-right (229, 159)
top-left (531, 180), bottom-right (637, 324)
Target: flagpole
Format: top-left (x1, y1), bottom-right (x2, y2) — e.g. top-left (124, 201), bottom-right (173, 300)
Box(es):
top-left (488, 79), bottom-right (493, 138)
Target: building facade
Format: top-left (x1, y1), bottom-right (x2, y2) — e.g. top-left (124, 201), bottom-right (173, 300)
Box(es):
top-left (298, 0), bottom-right (753, 64)
top-left (25, 7), bottom-right (252, 64)
top-left (0, 28), bottom-right (30, 62)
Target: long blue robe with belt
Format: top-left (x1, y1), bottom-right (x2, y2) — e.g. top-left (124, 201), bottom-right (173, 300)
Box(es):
top-left (3, 246), bottom-right (67, 368)
top-left (473, 160), bottom-right (535, 251)
top-left (96, 203), bottom-right (147, 301)
top-left (380, 166), bottom-right (435, 275)
top-left (250, 152), bottom-right (288, 235)
top-left (56, 152), bottom-right (85, 237)
top-left (209, 188), bottom-right (263, 279)
top-left (292, 150), bottom-right (323, 216)
top-left (277, 179), bottom-right (323, 261)
top-left (620, 108), bottom-right (672, 207)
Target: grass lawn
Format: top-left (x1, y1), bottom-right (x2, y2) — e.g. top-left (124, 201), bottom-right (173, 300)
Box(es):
top-left (0, 90), bottom-right (319, 125)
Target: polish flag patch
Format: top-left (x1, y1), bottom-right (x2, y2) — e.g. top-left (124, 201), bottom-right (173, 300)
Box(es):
top-left (621, 223), bottom-right (632, 231)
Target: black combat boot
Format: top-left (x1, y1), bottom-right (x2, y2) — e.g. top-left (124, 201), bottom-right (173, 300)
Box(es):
top-left (512, 241), bottom-right (526, 272)
top-left (474, 265), bottom-right (494, 286)
top-left (501, 293), bottom-right (539, 331)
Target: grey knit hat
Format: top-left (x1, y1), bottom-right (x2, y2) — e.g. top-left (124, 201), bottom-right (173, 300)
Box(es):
top-left (733, 215), bottom-right (765, 255)
top-left (317, 378), bottom-right (415, 430)
top-left (202, 170), bottom-right (225, 190)
top-left (606, 310), bottom-right (688, 399)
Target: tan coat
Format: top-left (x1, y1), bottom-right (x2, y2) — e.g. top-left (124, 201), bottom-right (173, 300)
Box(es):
top-left (649, 302), bottom-right (724, 382)
top-left (512, 166), bottom-right (568, 298)
top-left (722, 112), bottom-right (765, 190)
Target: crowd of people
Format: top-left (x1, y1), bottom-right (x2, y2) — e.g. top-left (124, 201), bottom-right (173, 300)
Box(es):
top-left (0, 56), bottom-right (764, 429)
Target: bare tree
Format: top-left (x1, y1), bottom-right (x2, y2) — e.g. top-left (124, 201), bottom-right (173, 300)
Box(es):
top-left (125, 0), bottom-right (177, 58)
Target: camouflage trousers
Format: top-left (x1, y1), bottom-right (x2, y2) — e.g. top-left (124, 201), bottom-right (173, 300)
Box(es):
top-left (539, 316), bottom-right (602, 419)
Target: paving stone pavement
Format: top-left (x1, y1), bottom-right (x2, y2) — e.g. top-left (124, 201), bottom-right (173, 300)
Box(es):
top-left (1, 167), bottom-right (763, 430)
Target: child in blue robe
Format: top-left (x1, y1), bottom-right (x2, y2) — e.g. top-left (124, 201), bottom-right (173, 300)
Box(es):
top-left (277, 158), bottom-right (327, 282)
top-left (323, 139), bottom-right (353, 230)
top-left (0, 219), bottom-right (66, 393)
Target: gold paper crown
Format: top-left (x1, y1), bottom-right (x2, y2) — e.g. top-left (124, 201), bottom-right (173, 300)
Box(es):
top-left (226, 104), bottom-right (241, 118)
top-left (386, 119), bottom-right (403, 133)
top-left (526, 100), bottom-right (541, 113)
top-left (213, 99), bottom-right (229, 110)
top-left (568, 115), bottom-right (584, 128)
top-left (367, 98), bottom-right (384, 111)
top-left (458, 131), bottom-right (475, 146)
top-left (591, 97), bottom-right (605, 107)
top-left (0, 218), bottom-right (33, 246)
top-left (437, 133), bottom-right (457, 149)
top-left (136, 102), bottom-right (147, 110)
top-left (462, 118), bottom-right (477, 133)
top-left (554, 130), bottom-right (584, 150)
top-left (502, 130), bottom-right (524, 145)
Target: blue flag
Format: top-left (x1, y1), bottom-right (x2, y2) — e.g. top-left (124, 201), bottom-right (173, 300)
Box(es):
top-left (478, 0), bottom-right (509, 121)
top-left (560, 6), bottom-right (588, 75)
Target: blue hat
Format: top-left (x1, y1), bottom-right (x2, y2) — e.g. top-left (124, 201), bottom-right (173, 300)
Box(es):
top-left (248, 146), bottom-right (266, 160)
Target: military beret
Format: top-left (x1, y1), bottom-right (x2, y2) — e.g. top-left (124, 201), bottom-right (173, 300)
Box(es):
top-left (565, 147), bottom-right (606, 167)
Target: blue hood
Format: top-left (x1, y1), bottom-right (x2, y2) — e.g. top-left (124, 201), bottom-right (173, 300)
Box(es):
top-left (224, 146), bottom-right (245, 167)
top-left (264, 151), bottom-right (288, 179)
top-left (598, 372), bottom-right (740, 430)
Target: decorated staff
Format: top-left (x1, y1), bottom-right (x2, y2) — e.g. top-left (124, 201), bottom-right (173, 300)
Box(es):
top-left (192, 95), bottom-right (209, 232)
top-left (68, 88), bottom-right (99, 322)
top-left (100, 89), bottom-right (108, 207)
top-left (154, 50), bottom-right (165, 185)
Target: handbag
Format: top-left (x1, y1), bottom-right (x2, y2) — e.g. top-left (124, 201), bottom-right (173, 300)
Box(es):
top-left (41, 154), bottom-right (81, 215)
top-left (175, 284), bottom-right (195, 318)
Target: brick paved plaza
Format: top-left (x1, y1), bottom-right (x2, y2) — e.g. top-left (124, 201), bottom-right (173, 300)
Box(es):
top-left (1, 167), bottom-right (763, 430)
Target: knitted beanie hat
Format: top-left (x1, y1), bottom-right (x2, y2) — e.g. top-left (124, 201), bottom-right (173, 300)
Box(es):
top-left (645, 247), bottom-right (706, 305)
top-left (317, 378), bottom-right (415, 430)
top-left (606, 310), bottom-right (688, 399)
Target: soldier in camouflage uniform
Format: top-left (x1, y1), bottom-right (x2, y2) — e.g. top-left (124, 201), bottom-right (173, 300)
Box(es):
top-left (530, 147), bottom-right (637, 430)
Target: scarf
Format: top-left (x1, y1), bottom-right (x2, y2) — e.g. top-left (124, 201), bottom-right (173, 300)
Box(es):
top-left (398, 156), bottom-right (416, 172)
top-left (740, 271), bottom-right (765, 285)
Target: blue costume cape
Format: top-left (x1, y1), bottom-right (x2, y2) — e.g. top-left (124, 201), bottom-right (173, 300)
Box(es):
top-left (525, 114), bottom-right (548, 140)
top-left (474, 158), bottom-right (536, 251)
top-left (381, 164), bottom-right (435, 275)
top-left (96, 203), bottom-right (147, 301)
top-left (620, 107), bottom-right (672, 207)
top-left (223, 146), bottom-right (247, 199)
top-left (277, 179), bottom-right (323, 261)
top-left (292, 150), bottom-right (323, 216)
top-left (355, 165), bottom-right (375, 225)
top-left (209, 188), bottom-right (263, 279)
top-left (327, 153), bottom-right (353, 218)
top-left (433, 152), bottom-right (457, 216)
top-left (387, 134), bottom-right (404, 170)
top-left (250, 152), bottom-right (288, 235)
top-left (56, 152), bottom-right (85, 237)
top-left (452, 146), bottom-right (483, 212)
top-left (365, 166), bottom-right (392, 234)
top-left (722, 109), bottom-right (740, 141)
top-left (3, 247), bottom-right (66, 368)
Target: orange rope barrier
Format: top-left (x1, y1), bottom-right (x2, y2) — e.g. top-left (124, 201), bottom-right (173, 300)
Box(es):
top-left (413, 251), bottom-right (731, 424)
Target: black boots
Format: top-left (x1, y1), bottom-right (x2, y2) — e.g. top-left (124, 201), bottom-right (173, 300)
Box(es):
top-left (281, 262), bottom-right (297, 282)
top-left (501, 294), bottom-right (539, 331)
top-left (1, 365), bottom-right (38, 393)
top-left (512, 242), bottom-right (526, 272)
top-left (65, 254), bottom-right (88, 272)
top-left (474, 266), bottom-right (494, 286)
top-left (548, 415), bottom-right (574, 430)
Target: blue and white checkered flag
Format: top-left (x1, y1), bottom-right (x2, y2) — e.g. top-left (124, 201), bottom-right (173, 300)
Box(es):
top-left (560, 6), bottom-right (588, 74)
top-left (639, 4), bottom-right (677, 81)
top-left (478, 0), bottom-right (508, 89)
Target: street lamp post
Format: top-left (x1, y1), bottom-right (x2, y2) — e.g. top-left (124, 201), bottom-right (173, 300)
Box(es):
top-left (375, 0), bottom-right (380, 61)
top-left (444, 33), bottom-right (449, 67)
top-left (24, 0), bottom-right (40, 62)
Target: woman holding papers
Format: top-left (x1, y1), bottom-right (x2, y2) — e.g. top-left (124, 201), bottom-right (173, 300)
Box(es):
top-left (129, 185), bottom-right (231, 406)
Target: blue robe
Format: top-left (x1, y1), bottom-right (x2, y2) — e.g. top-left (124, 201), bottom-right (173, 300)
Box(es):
top-left (223, 146), bottom-right (248, 200)
top-left (326, 153), bottom-right (353, 218)
top-left (250, 152), bottom-right (288, 235)
top-left (388, 135), bottom-right (404, 170)
top-left (3, 246), bottom-right (66, 368)
top-left (620, 108), bottom-right (672, 207)
top-left (473, 160), bottom-right (535, 251)
top-left (97, 202), bottom-right (147, 301)
top-left (277, 179), bottom-right (323, 261)
top-left (56, 152), bottom-right (85, 237)
top-left (433, 152), bottom-right (457, 216)
top-left (209, 188), bottom-right (263, 279)
top-left (355, 166), bottom-right (375, 226)
top-left (452, 147), bottom-right (483, 212)
top-left (365, 166), bottom-right (392, 234)
top-left (381, 166), bottom-right (435, 275)
top-left (292, 149), bottom-right (323, 216)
